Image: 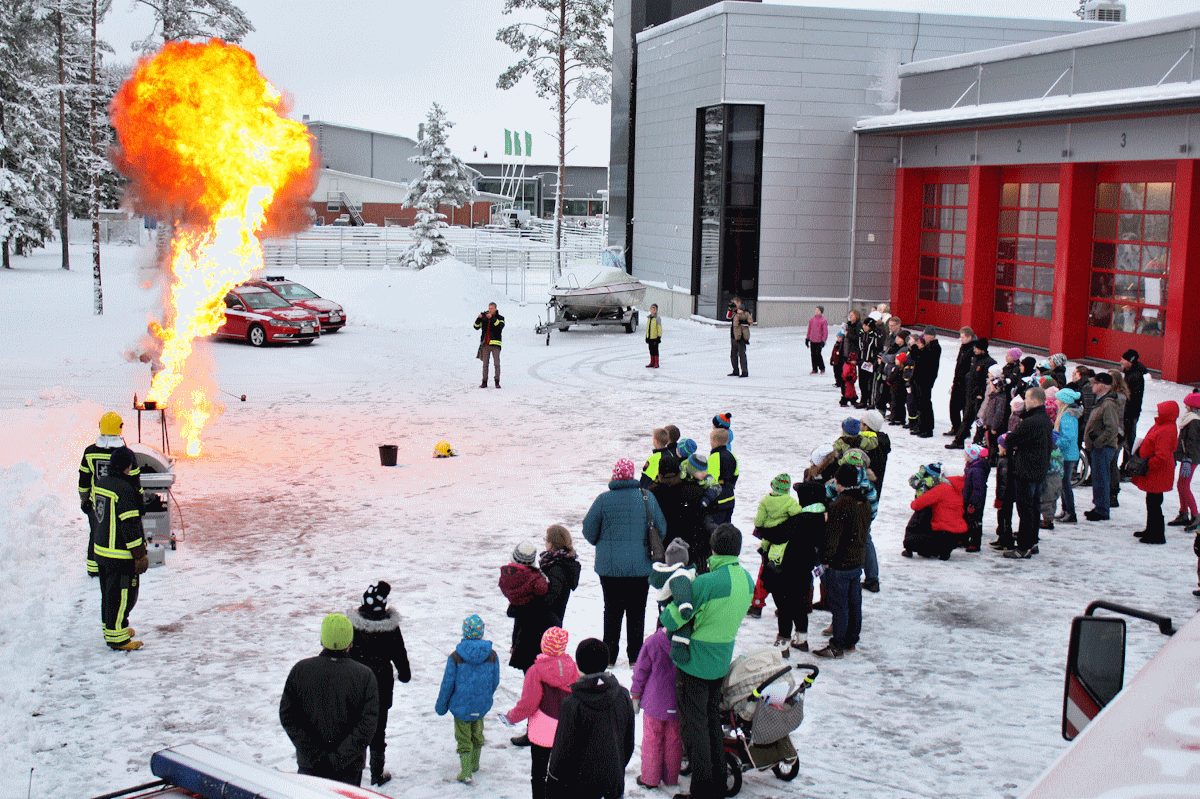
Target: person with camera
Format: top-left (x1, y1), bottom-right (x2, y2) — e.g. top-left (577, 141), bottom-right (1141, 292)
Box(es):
top-left (474, 303), bottom-right (505, 389)
top-left (727, 298), bottom-right (753, 378)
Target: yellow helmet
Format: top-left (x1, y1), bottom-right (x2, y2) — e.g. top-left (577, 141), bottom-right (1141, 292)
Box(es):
top-left (99, 411), bottom-right (124, 436)
top-left (433, 440), bottom-right (456, 458)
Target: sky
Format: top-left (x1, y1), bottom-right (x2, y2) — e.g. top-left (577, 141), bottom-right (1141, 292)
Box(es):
top-left (99, 0), bottom-right (1198, 167)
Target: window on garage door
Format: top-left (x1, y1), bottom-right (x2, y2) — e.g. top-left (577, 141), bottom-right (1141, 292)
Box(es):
top-left (996, 182), bottom-right (1058, 320)
top-left (918, 183), bottom-right (967, 306)
top-left (1089, 181), bottom-right (1172, 338)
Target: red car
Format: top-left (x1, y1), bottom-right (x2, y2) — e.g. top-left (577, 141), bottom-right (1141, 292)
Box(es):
top-left (248, 276), bottom-right (346, 332)
top-left (217, 285), bottom-right (320, 346)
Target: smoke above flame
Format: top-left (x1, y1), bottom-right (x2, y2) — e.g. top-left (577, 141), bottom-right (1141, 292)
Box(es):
top-left (111, 39), bottom-right (315, 456)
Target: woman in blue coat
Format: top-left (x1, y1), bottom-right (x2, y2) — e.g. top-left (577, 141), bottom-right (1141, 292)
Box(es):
top-left (582, 458), bottom-right (668, 667)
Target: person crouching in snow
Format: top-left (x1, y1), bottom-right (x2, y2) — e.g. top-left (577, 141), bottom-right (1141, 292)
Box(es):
top-left (904, 463), bottom-right (967, 559)
top-left (545, 638), bottom-right (636, 799)
top-left (649, 539), bottom-right (697, 661)
top-left (347, 581), bottom-right (411, 786)
top-left (750, 473), bottom-right (802, 630)
top-left (960, 445), bottom-right (991, 553)
top-left (630, 626), bottom-right (682, 791)
top-left (434, 615), bottom-right (501, 785)
top-left (500, 627), bottom-right (578, 799)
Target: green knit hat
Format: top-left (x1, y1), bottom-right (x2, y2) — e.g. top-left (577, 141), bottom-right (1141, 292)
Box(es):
top-left (771, 473), bottom-right (791, 494)
top-left (320, 613), bottom-right (354, 651)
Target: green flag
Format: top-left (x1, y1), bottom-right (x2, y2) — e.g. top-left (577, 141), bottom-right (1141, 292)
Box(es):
top-left (525, 132), bottom-right (532, 158)
top-left (504, 129), bottom-right (512, 156)
top-left (514, 130), bottom-right (522, 156)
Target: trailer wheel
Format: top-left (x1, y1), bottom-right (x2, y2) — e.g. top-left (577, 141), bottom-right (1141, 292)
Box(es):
top-left (724, 751), bottom-right (743, 796)
top-left (624, 311), bottom-right (638, 334)
top-left (772, 758), bottom-right (799, 781)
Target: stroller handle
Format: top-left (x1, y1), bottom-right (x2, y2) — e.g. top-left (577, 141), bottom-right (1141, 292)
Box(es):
top-left (749, 663), bottom-right (819, 698)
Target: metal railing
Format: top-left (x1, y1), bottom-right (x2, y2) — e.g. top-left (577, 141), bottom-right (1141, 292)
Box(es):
top-left (260, 225), bottom-right (607, 305)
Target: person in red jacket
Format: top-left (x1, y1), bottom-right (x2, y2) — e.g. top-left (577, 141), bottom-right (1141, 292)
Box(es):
top-left (1132, 400), bottom-right (1179, 545)
top-left (904, 464), bottom-right (967, 560)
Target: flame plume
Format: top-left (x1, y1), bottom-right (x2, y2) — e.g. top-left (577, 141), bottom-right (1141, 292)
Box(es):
top-left (111, 40), bottom-right (315, 456)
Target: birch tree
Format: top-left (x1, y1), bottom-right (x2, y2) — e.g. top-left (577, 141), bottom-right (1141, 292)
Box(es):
top-left (496, 0), bottom-right (611, 277)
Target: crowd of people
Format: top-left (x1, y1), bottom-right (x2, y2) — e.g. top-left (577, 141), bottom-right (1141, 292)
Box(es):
top-left (76, 304), bottom-right (1200, 797)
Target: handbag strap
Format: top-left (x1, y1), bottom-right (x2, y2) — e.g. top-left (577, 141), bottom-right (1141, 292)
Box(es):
top-left (640, 489), bottom-right (652, 531)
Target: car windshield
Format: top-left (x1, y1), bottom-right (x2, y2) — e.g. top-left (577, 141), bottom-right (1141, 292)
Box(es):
top-left (274, 283), bottom-right (319, 299)
top-left (241, 291), bottom-right (292, 310)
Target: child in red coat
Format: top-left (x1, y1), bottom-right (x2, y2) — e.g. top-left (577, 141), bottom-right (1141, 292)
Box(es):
top-left (840, 352), bottom-right (859, 407)
top-left (1132, 400), bottom-right (1180, 545)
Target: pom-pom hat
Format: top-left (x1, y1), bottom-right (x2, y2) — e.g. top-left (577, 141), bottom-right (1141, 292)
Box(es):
top-left (359, 581), bottom-right (391, 620)
top-left (712, 413), bottom-right (732, 429)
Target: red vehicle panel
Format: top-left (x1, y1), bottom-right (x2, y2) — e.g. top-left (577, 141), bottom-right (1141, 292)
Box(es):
top-left (248, 277), bottom-right (346, 332)
top-left (217, 285), bottom-right (320, 346)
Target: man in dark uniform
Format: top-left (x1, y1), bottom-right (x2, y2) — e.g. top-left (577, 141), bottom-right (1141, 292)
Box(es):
top-left (1120, 349), bottom-right (1148, 475)
top-left (946, 327), bottom-right (975, 435)
top-left (475, 303), bottom-right (505, 388)
top-left (913, 327), bottom-right (942, 438)
top-left (948, 338), bottom-right (995, 449)
top-left (79, 411), bottom-right (138, 577)
top-left (91, 446), bottom-right (148, 650)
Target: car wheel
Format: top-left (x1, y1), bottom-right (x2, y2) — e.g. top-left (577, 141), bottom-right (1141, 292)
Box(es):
top-left (247, 324), bottom-right (266, 347)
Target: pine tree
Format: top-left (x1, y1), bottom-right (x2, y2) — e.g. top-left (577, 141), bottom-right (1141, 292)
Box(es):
top-left (496, 0), bottom-right (611, 277)
top-left (0, 1), bottom-right (59, 269)
top-left (132, 0), bottom-right (253, 52)
top-left (402, 103), bottom-right (476, 269)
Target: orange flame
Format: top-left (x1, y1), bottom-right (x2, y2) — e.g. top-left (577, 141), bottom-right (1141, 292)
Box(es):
top-left (111, 40), bottom-right (315, 456)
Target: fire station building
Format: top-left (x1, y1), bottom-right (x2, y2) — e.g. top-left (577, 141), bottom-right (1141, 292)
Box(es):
top-left (858, 12), bottom-right (1200, 382)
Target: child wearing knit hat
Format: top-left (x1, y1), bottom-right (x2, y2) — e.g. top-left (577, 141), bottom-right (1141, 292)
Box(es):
top-left (751, 473), bottom-right (805, 648)
top-left (649, 538), bottom-right (698, 660)
top-left (435, 615), bottom-right (501, 784)
top-left (500, 541), bottom-right (560, 680)
top-left (711, 412), bottom-right (734, 450)
top-left (962, 445), bottom-right (991, 552)
top-left (500, 626), bottom-right (579, 799)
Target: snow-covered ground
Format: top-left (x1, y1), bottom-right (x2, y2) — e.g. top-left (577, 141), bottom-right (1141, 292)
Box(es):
top-left (2, 243), bottom-right (1196, 799)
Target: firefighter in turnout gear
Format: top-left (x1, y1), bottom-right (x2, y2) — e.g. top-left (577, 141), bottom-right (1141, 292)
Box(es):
top-left (91, 447), bottom-right (148, 650)
top-left (78, 412), bottom-right (139, 577)
top-left (707, 428), bottom-right (740, 525)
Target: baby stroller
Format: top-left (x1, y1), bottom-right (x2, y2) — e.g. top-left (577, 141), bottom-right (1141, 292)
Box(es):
top-left (719, 647), bottom-right (819, 796)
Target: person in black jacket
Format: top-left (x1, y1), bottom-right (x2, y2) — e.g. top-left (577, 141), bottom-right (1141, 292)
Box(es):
top-left (1002, 387), bottom-right (1054, 559)
top-left (1121, 349), bottom-right (1148, 473)
top-left (280, 613), bottom-right (380, 786)
top-left (475, 303), bottom-right (505, 388)
top-left (541, 525), bottom-right (581, 623)
top-left (347, 583), bottom-right (412, 786)
top-left (545, 638), bottom-right (635, 799)
top-left (913, 327), bottom-right (942, 437)
top-left (946, 327), bottom-right (975, 436)
top-left (857, 318), bottom-right (882, 407)
top-left (948, 338), bottom-right (995, 449)
top-left (91, 446), bottom-right (149, 651)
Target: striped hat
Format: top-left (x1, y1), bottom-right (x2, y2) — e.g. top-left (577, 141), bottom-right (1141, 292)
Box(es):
top-left (712, 413), bottom-right (732, 429)
top-left (686, 453), bottom-right (708, 473)
top-left (541, 626), bottom-right (569, 656)
top-left (771, 473), bottom-right (791, 494)
top-left (676, 438), bottom-right (698, 460)
top-left (462, 614), bottom-right (485, 640)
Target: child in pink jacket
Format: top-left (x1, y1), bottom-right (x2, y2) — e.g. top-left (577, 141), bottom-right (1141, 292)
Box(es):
top-left (629, 626), bottom-right (682, 790)
top-left (501, 627), bottom-right (578, 799)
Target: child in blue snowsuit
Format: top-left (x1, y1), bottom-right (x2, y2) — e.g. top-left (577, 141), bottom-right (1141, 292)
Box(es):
top-left (962, 444), bottom-right (991, 552)
top-left (435, 614), bottom-right (501, 784)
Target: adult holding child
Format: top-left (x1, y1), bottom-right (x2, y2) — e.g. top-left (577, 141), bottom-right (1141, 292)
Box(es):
top-left (583, 458), bottom-right (668, 667)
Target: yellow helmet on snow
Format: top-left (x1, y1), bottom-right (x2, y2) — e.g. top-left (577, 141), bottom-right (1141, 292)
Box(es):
top-left (433, 440), bottom-right (456, 458)
top-left (99, 411), bottom-right (124, 436)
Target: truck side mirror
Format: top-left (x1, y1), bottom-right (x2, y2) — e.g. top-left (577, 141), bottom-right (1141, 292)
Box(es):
top-left (1063, 615), bottom-right (1126, 740)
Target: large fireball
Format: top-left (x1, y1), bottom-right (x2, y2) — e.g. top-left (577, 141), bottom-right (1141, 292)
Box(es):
top-left (111, 39), bottom-right (315, 456)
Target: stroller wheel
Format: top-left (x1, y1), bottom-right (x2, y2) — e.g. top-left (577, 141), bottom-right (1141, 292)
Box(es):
top-left (724, 750), bottom-right (743, 796)
top-left (772, 758), bottom-right (800, 781)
